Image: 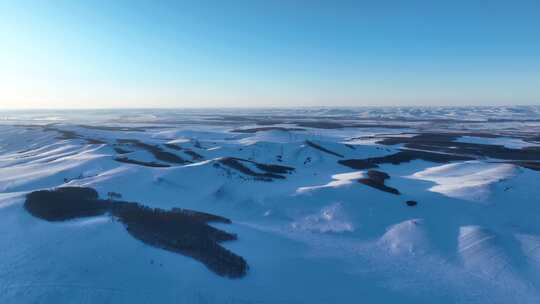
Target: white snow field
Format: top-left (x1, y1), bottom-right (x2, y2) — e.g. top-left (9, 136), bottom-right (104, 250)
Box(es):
top-left (0, 107), bottom-right (539, 303)
top-left (409, 161), bottom-right (517, 201)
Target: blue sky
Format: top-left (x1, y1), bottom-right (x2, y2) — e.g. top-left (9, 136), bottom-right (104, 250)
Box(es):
top-left (1, 0), bottom-right (539, 108)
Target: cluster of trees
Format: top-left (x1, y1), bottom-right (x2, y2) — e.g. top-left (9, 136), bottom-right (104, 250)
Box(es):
top-left (358, 170), bottom-right (400, 195)
top-left (25, 187), bottom-right (109, 221)
top-left (116, 139), bottom-right (188, 164)
top-left (107, 191), bottom-right (123, 200)
top-left (113, 139), bottom-right (203, 167)
top-left (378, 132), bottom-right (540, 161)
top-left (218, 157), bottom-right (294, 181)
top-left (25, 187), bottom-right (249, 278)
top-left (112, 202), bottom-right (247, 278)
top-left (184, 149), bottom-right (204, 161)
top-left (305, 140), bottom-right (344, 158)
top-left (115, 157), bottom-right (170, 168)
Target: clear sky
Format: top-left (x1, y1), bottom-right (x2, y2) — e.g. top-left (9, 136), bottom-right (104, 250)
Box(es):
top-left (1, 0), bottom-right (539, 109)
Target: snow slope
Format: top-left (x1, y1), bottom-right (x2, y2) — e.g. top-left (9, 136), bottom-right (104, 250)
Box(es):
top-left (409, 161), bottom-right (517, 201)
top-left (0, 108), bottom-right (539, 304)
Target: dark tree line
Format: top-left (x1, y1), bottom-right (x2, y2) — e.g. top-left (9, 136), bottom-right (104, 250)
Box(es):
top-left (25, 187), bottom-right (248, 278)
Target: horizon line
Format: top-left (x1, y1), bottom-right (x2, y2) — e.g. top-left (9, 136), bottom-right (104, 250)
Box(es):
top-left (1, 104), bottom-right (540, 111)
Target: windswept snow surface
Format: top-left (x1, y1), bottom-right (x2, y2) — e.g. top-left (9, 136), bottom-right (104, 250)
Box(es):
top-left (296, 171), bottom-right (364, 194)
top-left (409, 161), bottom-right (517, 201)
top-left (0, 107), bottom-right (540, 303)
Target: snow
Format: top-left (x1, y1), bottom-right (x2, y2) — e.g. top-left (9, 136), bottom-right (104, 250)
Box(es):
top-left (290, 202), bottom-right (354, 233)
top-left (408, 161), bottom-right (516, 201)
top-left (0, 108), bottom-right (539, 303)
top-left (378, 219), bottom-right (427, 255)
top-left (296, 171), bottom-right (363, 194)
top-left (456, 136), bottom-right (537, 149)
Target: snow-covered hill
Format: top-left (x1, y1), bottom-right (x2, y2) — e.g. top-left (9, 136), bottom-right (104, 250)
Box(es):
top-left (0, 108), bottom-right (539, 303)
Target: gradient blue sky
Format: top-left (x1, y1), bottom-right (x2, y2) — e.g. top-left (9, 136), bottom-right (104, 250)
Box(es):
top-left (1, 0), bottom-right (539, 108)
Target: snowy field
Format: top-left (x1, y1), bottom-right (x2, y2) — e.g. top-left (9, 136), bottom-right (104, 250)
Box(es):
top-left (0, 106), bottom-right (539, 303)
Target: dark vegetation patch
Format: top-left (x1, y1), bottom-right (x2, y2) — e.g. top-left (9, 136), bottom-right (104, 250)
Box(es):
top-left (349, 124), bottom-right (405, 129)
top-left (349, 131), bottom-right (518, 144)
top-left (184, 149), bottom-right (204, 161)
top-left (213, 115), bottom-right (260, 123)
top-left (376, 133), bottom-right (540, 161)
top-left (338, 159), bottom-right (377, 170)
top-left (116, 139), bottom-right (189, 165)
top-left (78, 125), bottom-right (147, 132)
top-left (164, 143), bottom-right (183, 151)
top-left (406, 200), bottom-right (418, 207)
top-left (86, 138), bottom-right (106, 144)
top-left (163, 143), bottom-right (204, 161)
top-left (305, 140), bottom-right (344, 158)
top-left (41, 126), bottom-right (106, 144)
top-left (358, 170), bottom-right (400, 195)
top-left (339, 150), bottom-right (473, 170)
top-left (217, 157), bottom-right (294, 181)
top-left (25, 188), bottom-right (109, 221)
top-left (456, 132), bottom-right (501, 138)
top-left (107, 191), bottom-right (123, 200)
top-left (527, 135), bottom-right (540, 143)
top-left (296, 121), bottom-right (344, 129)
top-left (193, 140), bottom-right (204, 149)
top-left (43, 126), bottom-right (81, 140)
top-left (254, 162), bottom-right (294, 174)
top-left (210, 116), bottom-right (405, 129)
top-left (365, 170), bottom-right (390, 182)
top-left (111, 203), bottom-right (247, 278)
top-left (113, 147), bottom-right (132, 154)
top-left (230, 127), bottom-right (305, 133)
top-left (25, 187), bottom-right (248, 278)
top-left (16, 147), bottom-right (37, 154)
top-left (115, 157), bottom-right (171, 168)
top-left (340, 133), bottom-right (540, 192)
top-left (511, 161), bottom-right (540, 171)
top-left (376, 133), bottom-right (460, 145)
top-left (295, 121), bottom-right (405, 129)
top-left (367, 150), bottom-right (474, 165)
top-left (522, 146), bottom-right (540, 153)
top-left (255, 120), bottom-right (285, 126)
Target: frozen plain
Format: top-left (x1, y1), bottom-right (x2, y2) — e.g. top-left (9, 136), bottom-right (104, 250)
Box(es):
top-left (0, 106), bottom-right (540, 303)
